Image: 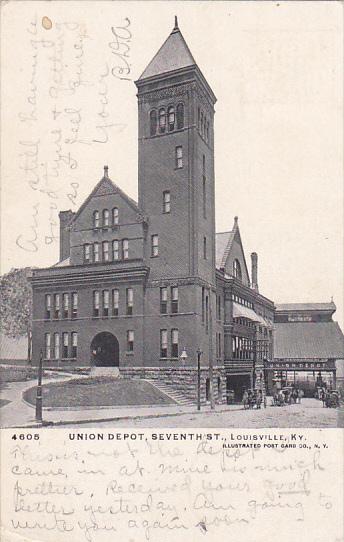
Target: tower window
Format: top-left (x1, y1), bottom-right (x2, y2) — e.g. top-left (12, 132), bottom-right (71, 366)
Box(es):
top-left (94, 243), bottom-right (100, 262)
top-left (202, 154), bottom-right (206, 219)
top-left (160, 330), bottom-right (168, 358)
top-left (112, 289), bottom-right (119, 316)
top-left (205, 294), bottom-right (209, 333)
top-left (203, 237), bottom-right (207, 259)
top-left (201, 287), bottom-right (205, 323)
top-left (176, 103), bottom-right (184, 129)
top-left (112, 207), bottom-right (119, 225)
top-left (126, 288), bottom-right (133, 315)
top-left (113, 240), bottom-right (119, 261)
top-left (160, 287), bottom-right (167, 314)
top-left (102, 290), bottom-right (109, 317)
top-left (93, 290), bottom-right (100, 317)
top-left (168, 105), bottom-right (175, 132)
top-left (198, 107), bottom-right (201, 130)
top-left (122, 239), bottom-right (129, 259)
top-left (54, 333), bottom-right (60, 360)
top-left (93, 210), bottom-right (100, 228)
top-left (102, 241), bottom-right (109, 262)
top-left (233, 259), bottom-right (242, 280)
top-left (171, 329), bottom-right (179, 358)
top-left (175, 146), bottom-right (183, 169)
top-left (171, 286), bottom-right (178, 314)
top-left (159, 108), bottom-right (166, 134)
top-left (150, 110), bottom-right (157, 136)
top-left (151, 234), bottom-right (159, 257)
top-left (163, 191), bottom-right (170, 213)
top-left (103, 209), bottom-right (109, 227)
top-left (201, 112), bottom-right (204, 136)
top-left (84, 244), bottom-right (91, 263)
top-left (127, 330), bottom-right (134, 352)
top-left (45, 333), bottom-right (51, 359)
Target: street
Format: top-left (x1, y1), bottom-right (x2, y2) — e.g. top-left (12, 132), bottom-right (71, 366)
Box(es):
top-left (55, 398), bottom-right (343, 429)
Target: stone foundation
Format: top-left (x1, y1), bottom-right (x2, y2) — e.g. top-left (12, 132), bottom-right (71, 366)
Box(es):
top-left (119, 366), bottom-right (227, 405)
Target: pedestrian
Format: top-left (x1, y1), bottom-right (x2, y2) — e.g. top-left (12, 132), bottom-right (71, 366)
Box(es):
top-left (298, 388), bottom-right (304, 404)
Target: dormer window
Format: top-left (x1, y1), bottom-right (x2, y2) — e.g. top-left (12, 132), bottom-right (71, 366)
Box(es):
top-left (103, 209), bottom-right (109, 227)
top-left (168, 106), bottom-right (175, 132)
top-left (233, 259), bottom-right (242, 280)
top-left (112, 207), bottom-right (119, 225)
top-left (93, 210), bottom-right (100, 228)
top-left (159, 108), bottom-right (166, 134)
top-left (176, 103), bottom-right (184, 129)
top-left (150, 110), bottom-right (157, 136)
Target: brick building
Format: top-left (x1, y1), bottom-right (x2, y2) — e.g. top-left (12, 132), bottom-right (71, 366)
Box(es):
top-left (31, 19), bottom-right (274, 404)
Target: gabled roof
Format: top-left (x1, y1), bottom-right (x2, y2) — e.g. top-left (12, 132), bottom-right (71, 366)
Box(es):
top-left (275, 302), bottom-right (336, 313)
top-left (216, 231), bottom-right (235, 269)
top-left (71, 167), bottom-right (143, 224)
top-left (274, 322), bottom-right (344, 359)
top-left (138, 18), bottom-right (196, 80)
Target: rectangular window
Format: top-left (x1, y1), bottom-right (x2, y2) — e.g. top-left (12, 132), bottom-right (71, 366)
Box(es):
top-left (102, 241), bottom-right (109, 262)
top-left (45, 294), bottom-right (51, 319)
top-left (160, 329), bottom-right (168, 358)
top-left (71, 292), bottom-right (78, 318)
top-left (217, 295), bottom-right (221, 320)
top-left (62, 332), bottom-right (68, 359)
top-left (113, 240), bottom-right (119, 261)
top-left (151, 234), bottom-right (159, 257)
top-left (160, 287), bottom-right (167, 314)
top-left (171, 286), bottom-right (178, 314)
top-left (94, 243), bottom-right (100, 263)
top-left (202, 155), bottom-right (206, 218)
top-left (219, 333), bottom-right (222, 357)
top-left (45, 333), bottom-right (51, 360)
top-left (54, 332), bottom-right (60, 359)
top-left (103, 290), bottom-right (109, 317)
top-left (127, 330), bottom-right (134, 352)
top-left (126, 288), bottom-right (133, 315)
top-left (203, 237), bottom-right (207, 259)
top-left (54, 294), bottom-right (60, 319)
top-left (84, 244), bottom-right (91, 263)
top-left (205, 295), bottom-right (209, 333)
top-left (71, 332), bottom-right (77, 358)
top-left (163, 191), bottom-right (170, 213)
top-left (171, 329), bottom-right (179, 358)
top-left (62, 293), bottom-right (69, 319)
top-left (175, 146), bottom-right (183, 168)
top-left (122, 239), bottom-right (129, 260)
top-left (112, 289), bottom-right (119, 316)
top-left (201, 287), bottom-right (205, 323)
top-left (93, 290), bottom-right (100, 317)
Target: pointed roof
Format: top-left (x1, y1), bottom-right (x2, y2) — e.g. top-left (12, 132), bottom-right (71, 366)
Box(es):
top-left (72, 166), bottom-right (143, 223)
top-left (215, 216), bottom-right (239, 269)
top-left (138, 17), bottom-right (196, 80)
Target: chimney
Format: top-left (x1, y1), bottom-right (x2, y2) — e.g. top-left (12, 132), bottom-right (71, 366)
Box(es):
top-left (59, 210), bottom-right (74, 261)
top-left (251, 252), bottom-right (259, 291)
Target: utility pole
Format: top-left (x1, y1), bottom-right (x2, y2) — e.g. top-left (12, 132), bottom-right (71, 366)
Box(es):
top-left (196, 349), bottom-right (202, 410)
top-left (35, 349), bottom-right (43, 422)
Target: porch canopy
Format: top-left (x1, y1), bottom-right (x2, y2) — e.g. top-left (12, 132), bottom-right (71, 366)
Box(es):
top-left (232, 302), bottom-right (266, 325)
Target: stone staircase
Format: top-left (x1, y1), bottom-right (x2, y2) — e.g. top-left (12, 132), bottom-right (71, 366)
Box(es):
top-left (144, 379), bottom-right (194, 406)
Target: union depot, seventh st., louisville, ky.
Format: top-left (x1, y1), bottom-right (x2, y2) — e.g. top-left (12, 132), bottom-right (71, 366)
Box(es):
top-left (30, 19), bottom-right (344, 405)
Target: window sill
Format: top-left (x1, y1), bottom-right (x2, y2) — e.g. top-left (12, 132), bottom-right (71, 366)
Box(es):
top-left (150, 255), bottom-right (159, 258)
top-left (125, 351), bottom-right (134, 356)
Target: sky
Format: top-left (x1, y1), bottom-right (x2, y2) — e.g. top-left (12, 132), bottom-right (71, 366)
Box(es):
top-left (1, 1), bottom-right (343, 327)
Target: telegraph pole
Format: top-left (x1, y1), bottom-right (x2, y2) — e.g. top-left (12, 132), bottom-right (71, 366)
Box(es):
top-left (196, 349), bottom-right (202, 410)
top-left (35, 349), bottom-right (43, 422)
top-left (209, 294), bottom-right (215, 410)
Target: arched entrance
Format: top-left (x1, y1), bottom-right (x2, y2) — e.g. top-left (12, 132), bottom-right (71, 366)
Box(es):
top-left (90, 332), bottom-right (119, 367)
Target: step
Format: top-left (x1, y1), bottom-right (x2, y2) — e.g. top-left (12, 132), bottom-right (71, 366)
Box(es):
top-left (144, 379), bottom-right (194, 406)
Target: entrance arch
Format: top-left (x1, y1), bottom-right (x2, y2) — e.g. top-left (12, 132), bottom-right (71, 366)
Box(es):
top-left (90, 332), bottom-right (119, 367)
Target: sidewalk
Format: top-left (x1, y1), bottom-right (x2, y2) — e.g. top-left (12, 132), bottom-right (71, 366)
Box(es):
top-left (0, 375), bottom-right (242, 429)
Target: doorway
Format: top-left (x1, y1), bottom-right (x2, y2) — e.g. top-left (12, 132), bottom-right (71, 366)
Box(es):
top-left (90, 332), bottom-right (119, 367)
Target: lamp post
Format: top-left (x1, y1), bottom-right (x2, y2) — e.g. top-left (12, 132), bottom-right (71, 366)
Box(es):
top-left (180, 347), bottom-right (188, 364)
top-left (35, 349), bottom-right (43, 423)
top-left (196, 349), bottom-right (202, 410)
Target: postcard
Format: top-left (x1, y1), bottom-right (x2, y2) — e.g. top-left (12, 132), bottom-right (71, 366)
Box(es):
top-left (0, 1), bottom-right (343, 541)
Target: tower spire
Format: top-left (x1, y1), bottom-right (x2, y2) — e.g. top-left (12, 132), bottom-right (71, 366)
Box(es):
top-left (173, 15), bottom-right (179, 32)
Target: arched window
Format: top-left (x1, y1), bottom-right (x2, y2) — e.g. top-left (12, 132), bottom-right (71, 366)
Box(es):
top-left (159, 108), bottom-right (166, 133)
top-left (168, 105), bottom-right (175, 131)
top-left (176, 103), bottom-right (184, 129)
top-left (93, 210), bottom-right (100, 228)
top-left (150, 110), bottom-right (157, 136)
top-left (233, 259), bottom-right (242, 280)
top-left (112, 207), bottom-right (119, 225)
top-left (102, 209), bottom-right (109, 227)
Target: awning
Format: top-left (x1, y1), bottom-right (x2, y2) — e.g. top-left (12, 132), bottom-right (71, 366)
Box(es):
top-left (233, 302), bottom-right (260, 322)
